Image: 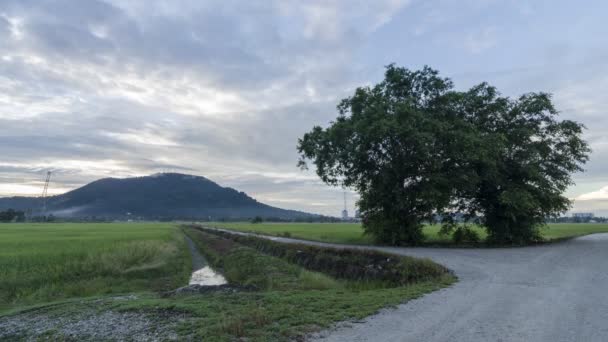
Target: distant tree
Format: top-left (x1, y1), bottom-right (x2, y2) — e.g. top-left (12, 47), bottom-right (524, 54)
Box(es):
top-left (45, 214), bottom-right (56, 222)
top-left (15, 211), bottom-right (25, 222)
top-left (0, 209), bottom-right (25, 223)
top-left (298, 64), bottom-right (589, 245)
top-left (251, 216), bottom-right (263, 224)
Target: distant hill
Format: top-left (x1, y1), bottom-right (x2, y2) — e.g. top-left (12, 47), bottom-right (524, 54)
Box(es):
top-left (0, 173), bottom-right (319, 220)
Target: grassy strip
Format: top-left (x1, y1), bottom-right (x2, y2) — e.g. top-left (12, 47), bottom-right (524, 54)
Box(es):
top-left (8, 275), bottom-right (453, 341)
top-left (188, 225), bottom-right (449, 285)
top-left (183, 227), bottom-right (341, 291)
top-left (118, 279), bottom-right (454, 341)
top-left (209, 222), bottom-right (374, 244)
top-left (0, 223), bottom-right (191, 310)
top-left (210, 222), bottom-right (608, 246)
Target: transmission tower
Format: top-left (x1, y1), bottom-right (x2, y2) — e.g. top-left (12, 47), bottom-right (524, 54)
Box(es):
top-left (41, 171), bottom-right (52, 217)
top-left (341, 191), bottom-right (348, 220)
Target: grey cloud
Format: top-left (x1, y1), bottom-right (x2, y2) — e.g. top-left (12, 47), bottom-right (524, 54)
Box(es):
top-left (5, 0), bottom-right (606, 217)
top-left (174, 101), bottom-right (338, 166)
top-left (0, 15), bottom-right (9, 37)
top-left (1, 0), bottom-right (285, 91)
top-left (0, 0), bottom-right (378, 96)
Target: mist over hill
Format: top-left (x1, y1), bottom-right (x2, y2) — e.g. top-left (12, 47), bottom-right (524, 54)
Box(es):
top-left (0, 173), bottom-right (319, 220)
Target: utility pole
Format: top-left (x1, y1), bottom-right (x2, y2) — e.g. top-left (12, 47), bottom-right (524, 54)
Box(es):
top-left (41, 171), bottom-right (52, 218)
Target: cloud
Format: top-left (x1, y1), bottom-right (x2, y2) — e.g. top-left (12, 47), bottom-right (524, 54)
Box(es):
top-left (465, 27), bottom-right (497, 54)
top-left (1, 0), bottom-right (608, 216)
top-left (0, 0), bottom-right (410, 215)
top-left (576, 187), bottom-right (608, 202)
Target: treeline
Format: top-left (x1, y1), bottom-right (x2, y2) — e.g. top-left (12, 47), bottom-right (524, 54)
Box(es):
top-left (18, 215), bottom-right (341, 223)
top-left (547, 216), bottom-right (607, 224)
top-left (219, 215), bottom-right (342, 223)
top-left (0, 209), bottom-right (26, 222)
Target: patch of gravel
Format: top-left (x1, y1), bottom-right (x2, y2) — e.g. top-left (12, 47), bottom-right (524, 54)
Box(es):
top-left (0, 310), bottom-right (186, 341)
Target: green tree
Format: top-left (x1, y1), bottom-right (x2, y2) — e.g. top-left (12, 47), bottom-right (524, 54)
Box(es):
top-left (458, 84), bottom-right (590, 244)
top-left (298, 65), bottom-right (483, 245)
top-left (298, 65), bottom-right (589, 245)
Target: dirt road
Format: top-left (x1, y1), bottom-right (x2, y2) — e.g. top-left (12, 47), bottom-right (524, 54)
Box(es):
top-left (242, 232), bottom-right (608, 342)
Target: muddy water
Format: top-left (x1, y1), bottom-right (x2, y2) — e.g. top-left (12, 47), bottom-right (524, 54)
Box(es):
top-left (184, 234), bottom-right (228, 286)
top-left (189, 266), bottom-right (227, 286)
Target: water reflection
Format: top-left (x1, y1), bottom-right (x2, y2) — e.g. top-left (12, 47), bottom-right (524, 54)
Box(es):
top-left (189, 266), bottom-right (228, 286)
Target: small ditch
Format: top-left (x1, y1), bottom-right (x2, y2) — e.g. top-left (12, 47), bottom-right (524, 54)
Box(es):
top-left (184, 234), bottom-right (227, 286)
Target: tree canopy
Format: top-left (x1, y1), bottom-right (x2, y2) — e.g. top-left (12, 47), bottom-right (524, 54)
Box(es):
top-left (297, 65), bottom-right (590, 245)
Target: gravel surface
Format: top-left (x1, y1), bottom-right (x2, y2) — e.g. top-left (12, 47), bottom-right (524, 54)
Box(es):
top-left (0, 309), bottom-right (184, 341)
top-left (211, 229), bottom-right (608, 342)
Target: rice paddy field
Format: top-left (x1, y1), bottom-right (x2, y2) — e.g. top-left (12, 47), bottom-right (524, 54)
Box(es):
top-left (0, 223), bottom-right (191, 311)
top-left (209, 222), bottom-right (608, 245)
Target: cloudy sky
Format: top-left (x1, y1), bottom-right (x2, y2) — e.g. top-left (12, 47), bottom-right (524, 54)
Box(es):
top-left (0, 0), bottom-right (607, 216)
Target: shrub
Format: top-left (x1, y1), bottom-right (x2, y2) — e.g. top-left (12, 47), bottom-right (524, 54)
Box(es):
top-left (451, 226), bottom-right (480, 244)
top-left (439, 222), bottom-right (480, 245)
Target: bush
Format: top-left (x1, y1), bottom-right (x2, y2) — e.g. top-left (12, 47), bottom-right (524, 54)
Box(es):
top-left (451, 226), bottom-right (480, 244)
top-left (484, 213), bottom-right (543, 245)
top-left (439, 222), bottom-right (480, 245)
top-left (362, 211), bottom-right (425, 246)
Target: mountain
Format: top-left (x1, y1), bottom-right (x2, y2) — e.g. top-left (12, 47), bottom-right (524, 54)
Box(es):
top-left (0, 173), bottom-right (318, 220)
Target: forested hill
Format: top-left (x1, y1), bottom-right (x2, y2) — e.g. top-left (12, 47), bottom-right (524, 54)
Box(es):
top-left (0, 173), bottom-right (318, 220)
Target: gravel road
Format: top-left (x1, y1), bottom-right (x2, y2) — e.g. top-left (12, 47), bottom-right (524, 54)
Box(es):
top-left (238, 231), bottom-right (608, 342)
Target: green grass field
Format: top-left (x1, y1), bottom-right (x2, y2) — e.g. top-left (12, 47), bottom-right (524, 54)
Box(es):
top-left (0, 222), bottom-right (453, 341)
top-left (210, 222), bottom-right (608, 245)
top-left (0, 223), bottom-right (191, 310)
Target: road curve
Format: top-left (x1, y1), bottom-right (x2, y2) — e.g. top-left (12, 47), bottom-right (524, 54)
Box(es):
top-left (210, 229), bottom-right (608, 342)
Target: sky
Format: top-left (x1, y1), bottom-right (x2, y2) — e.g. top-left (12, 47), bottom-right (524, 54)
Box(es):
top-left (1, 0), bottom-right (607, 217)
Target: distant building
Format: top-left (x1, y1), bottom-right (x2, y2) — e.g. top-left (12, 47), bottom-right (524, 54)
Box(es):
top-left (572, 212), bottom-right (594, 219)
top-left (341, 209), bottom-right (349, 221)
top-left (354, 209), bottom-right (360, 219)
